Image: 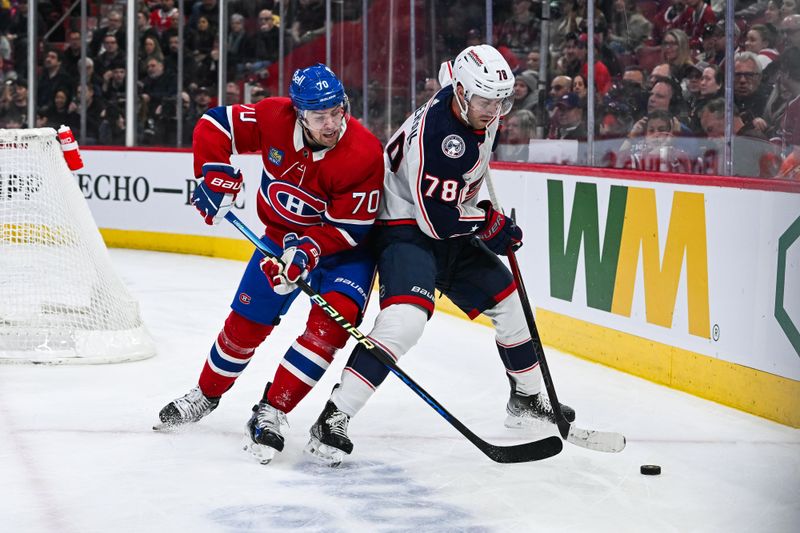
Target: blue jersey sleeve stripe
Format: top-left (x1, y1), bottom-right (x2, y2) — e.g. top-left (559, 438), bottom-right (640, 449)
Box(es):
top-left (203, 106), bottom-right (232, 138)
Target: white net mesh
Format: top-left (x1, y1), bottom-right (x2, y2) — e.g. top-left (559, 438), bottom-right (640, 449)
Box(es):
top-left (0, 128), bottom-right (155, 364)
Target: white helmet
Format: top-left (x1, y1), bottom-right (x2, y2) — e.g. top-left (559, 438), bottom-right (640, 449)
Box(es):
top-left (451, 44), bottom-right (514, 121)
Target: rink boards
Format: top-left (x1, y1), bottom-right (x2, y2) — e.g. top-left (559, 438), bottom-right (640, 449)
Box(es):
top-left (77, 148), bottom-right (800, 427)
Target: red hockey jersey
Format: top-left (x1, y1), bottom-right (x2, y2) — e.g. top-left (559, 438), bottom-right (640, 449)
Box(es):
top-left (192, 98), bottom-right (385, 256)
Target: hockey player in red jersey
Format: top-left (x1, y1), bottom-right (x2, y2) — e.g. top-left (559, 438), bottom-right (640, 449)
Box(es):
top-left (155, 64), bottom-right (385, 465)
top-left (304, 45), bottom-right (575, 466)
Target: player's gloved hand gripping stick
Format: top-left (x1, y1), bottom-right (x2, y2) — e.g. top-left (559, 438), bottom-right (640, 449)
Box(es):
top-left (224, 211), bottom-right (563, 464)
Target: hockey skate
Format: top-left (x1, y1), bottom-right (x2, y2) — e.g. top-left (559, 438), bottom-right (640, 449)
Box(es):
top-left (154, 386), bottom-right (220, 430)
top-left (243, 397), bottom-right (289, 465)
top-left (505, 389), bottom-right (576, 429)
top-left (304, 400), bottom-right (353, 467)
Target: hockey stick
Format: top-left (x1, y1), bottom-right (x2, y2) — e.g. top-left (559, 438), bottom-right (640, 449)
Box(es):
top-left (506, 246), bottom-right (626, 453)
top-left (224, 211), bottom-right (562, 463)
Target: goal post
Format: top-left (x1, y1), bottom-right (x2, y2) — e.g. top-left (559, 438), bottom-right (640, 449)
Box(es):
top-left (0, 128), bottom-right (156, 364)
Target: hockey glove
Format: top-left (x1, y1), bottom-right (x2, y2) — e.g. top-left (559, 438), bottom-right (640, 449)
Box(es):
top-left (475, 200), bottom-right (522, 255)
top-left (260, 233), bottom-right (321, 295)
top-left (191, 163), bottom-right (243, 225)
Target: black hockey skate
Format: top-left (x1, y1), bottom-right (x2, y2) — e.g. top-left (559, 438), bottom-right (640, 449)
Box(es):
top-left (505, 386), bottom-right (576, 429)
top-left (154, 386), bottom-right (220, 430)
top-left (243, 385), bottom-right (289, 465)
top-left (304, 400), bottom-right (353, 467)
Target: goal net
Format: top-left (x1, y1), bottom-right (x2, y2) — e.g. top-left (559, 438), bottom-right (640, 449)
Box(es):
top-left (0, 128), bottom-right (155, 364)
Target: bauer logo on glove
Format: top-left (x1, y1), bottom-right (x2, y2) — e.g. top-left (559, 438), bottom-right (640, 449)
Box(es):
top-left (475, 200), bottom-right (522, 255)
top-left (191, 163), bottom-right (243, 225)
top-left (260, 233), bottom-right (321, 295)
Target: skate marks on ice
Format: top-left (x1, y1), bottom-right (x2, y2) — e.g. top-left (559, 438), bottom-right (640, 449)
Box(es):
top-left (208, 460), bottom-right (491, 533)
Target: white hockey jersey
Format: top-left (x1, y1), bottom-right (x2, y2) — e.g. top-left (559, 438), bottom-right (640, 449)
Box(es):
top-left (379, 84), bottom-right (500, 239)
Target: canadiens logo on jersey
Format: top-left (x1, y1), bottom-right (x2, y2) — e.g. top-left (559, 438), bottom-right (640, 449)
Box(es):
top-left (268, 147), bottom-right (284, 166)
top-left (264, 180), bottom-right (327, 226)
top-left (441, 134), bottom-right (465, 158)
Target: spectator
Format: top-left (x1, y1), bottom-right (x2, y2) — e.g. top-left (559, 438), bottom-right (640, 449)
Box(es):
top-left (689, 63), bottom-right (722, 131)
top-left (628, 78), bottom-right (689, 140)
top-left (765, 48), bottom-right (800, 137)
top-left (558, 33), bottom-right (582, 77)
top-left (0, 79), bottom-right (28, 127)
top-left (648, 63), bottom-right (673, 89)
top-left (416, 76), bottom-right (441, 103)
top-left (781, 15), bottom-right (800, 50)
top-left (99, 104), bottom-right (126, 145)
top-left (37, 48), bottom-right (73, 108)
top-left (77, 57), bottom-right (104, 96)
top-left (139, 35), bottom-right (165, 80)
top-left (623, 65), bottom-right (647, 89)
top-left (652, 0), bottom-right (688, 44)
top-left (573, 73), bottom-right (588, 102)
top-left (289, 0), bottom-right (326, 46)
top-left (225, 81), bottom-right (241, 105)
top-left (249, 84), bottom-right (269, 104)
top-left (494, 0), bottom-right (539, 57)
top-left (734, 51), bottom-right (770, 121)
top-left (746, 25), bottom-right (780, 65)
top-left (189, 0), bottom-right (219, 32)
top-left (661, 29), bottom-right (696, 81)
top-left (227, 13), bottom-right (248, 79)
top-left (619, 110), bottom-right (692, 173)
top-left (102, 61), bottom-right (127, 109)
top-left (140, 56), bottom-right (176, 109)
top-left (764, 0), bottom-right (783, 26)
top-left (675, 0), bottom-right (716, 48)
top-left (511, 70), bottom-right (538, 113)
top-left (698, 22), bottom-right (727, 65)
top-left (66, 84), bottom-right (104, 144)
top-left (546, 75), bottom-right (572, 137)
top-left (185, 86), bottom-right (212, 125)
top-left (700, 97), bottom-right (780, 177)
top-left (608, 0), bottom-right (652, 54)
top-left (96, 34), bottom-right (124, 78)
top-left (43, 89), bottom-right (70, 128)
top-left (553, 92), bottom-right (587, 141)
top-left (577, 33), bottom-right (612, 95)
top-left (90, 9), bottom-right (126, 57)
top-left (525, 49), bottom-right (540, 74)
top-left (62, 30), bottom-right (83, 81)
top-left (188, 15), bottom-right (216, 56)
top-left (246, 9), bottom-right (280, 72)
top-left (496, 109), bottom-right (536, 161)
top-left (150, 0), bottom-right (178, 34)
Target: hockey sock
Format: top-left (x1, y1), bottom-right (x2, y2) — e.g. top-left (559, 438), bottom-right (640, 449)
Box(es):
top-left (333, 303), bottom-right (428, 417)
top-left (198, 311), bottom-right (273, 398)
top-left (484, 291), bottom-right (543, 396)
top-left (267, 292), bottom-right (358, 413)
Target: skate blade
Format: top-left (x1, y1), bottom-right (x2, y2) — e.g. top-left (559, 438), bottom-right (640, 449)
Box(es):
top-left (504, 414), bottom-right (553, 431)
top-left (303, 437), bottom-right (346, 467)
top-left (242, 436), bottom-right (278, 465)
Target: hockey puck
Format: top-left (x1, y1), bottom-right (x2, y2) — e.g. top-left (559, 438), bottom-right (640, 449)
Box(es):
top-left (640, 464), bottom-right (661, 475)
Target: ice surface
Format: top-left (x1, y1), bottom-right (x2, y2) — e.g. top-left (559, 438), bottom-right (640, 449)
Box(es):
top-left (1, 249), bottom-right (797, 532)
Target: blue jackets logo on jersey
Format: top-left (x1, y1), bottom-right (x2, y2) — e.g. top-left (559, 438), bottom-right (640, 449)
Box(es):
top-left (264, 181), bottom-right (327, 226)
top-left (442, 134), bottom-right (465, 158)
top-left (268, 147), bottom-right (284, 166)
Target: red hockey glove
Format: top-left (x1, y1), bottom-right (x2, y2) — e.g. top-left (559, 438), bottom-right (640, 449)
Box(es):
top-left (191, 163), bottom-right (243, 225)
top-left (260, 233), bottom-right (321, 295)
top-left (475, 200), bottom-right (522, 255)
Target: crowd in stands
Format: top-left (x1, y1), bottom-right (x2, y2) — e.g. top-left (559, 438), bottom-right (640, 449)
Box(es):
top-left (489, 0), bottom-right (800, 179)
top-left (0, 0), bottom-right (798, 179)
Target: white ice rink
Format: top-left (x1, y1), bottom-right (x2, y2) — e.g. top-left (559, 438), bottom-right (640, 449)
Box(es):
top-left (1, 249), bottom-right (798, 533)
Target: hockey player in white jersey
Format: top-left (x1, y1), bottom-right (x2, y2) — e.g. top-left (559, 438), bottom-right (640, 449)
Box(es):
top-left (304, 44), bottom-right (575, 466)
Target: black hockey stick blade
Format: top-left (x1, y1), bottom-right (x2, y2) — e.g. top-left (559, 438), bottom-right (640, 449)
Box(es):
top-left (225, 212), bottom-right (563, 463)
top-left (506, 246), bottom-right (626, 453)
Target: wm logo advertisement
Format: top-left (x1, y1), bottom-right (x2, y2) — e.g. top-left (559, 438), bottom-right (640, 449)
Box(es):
top-left (548, 180), bottom-right (710, 338)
